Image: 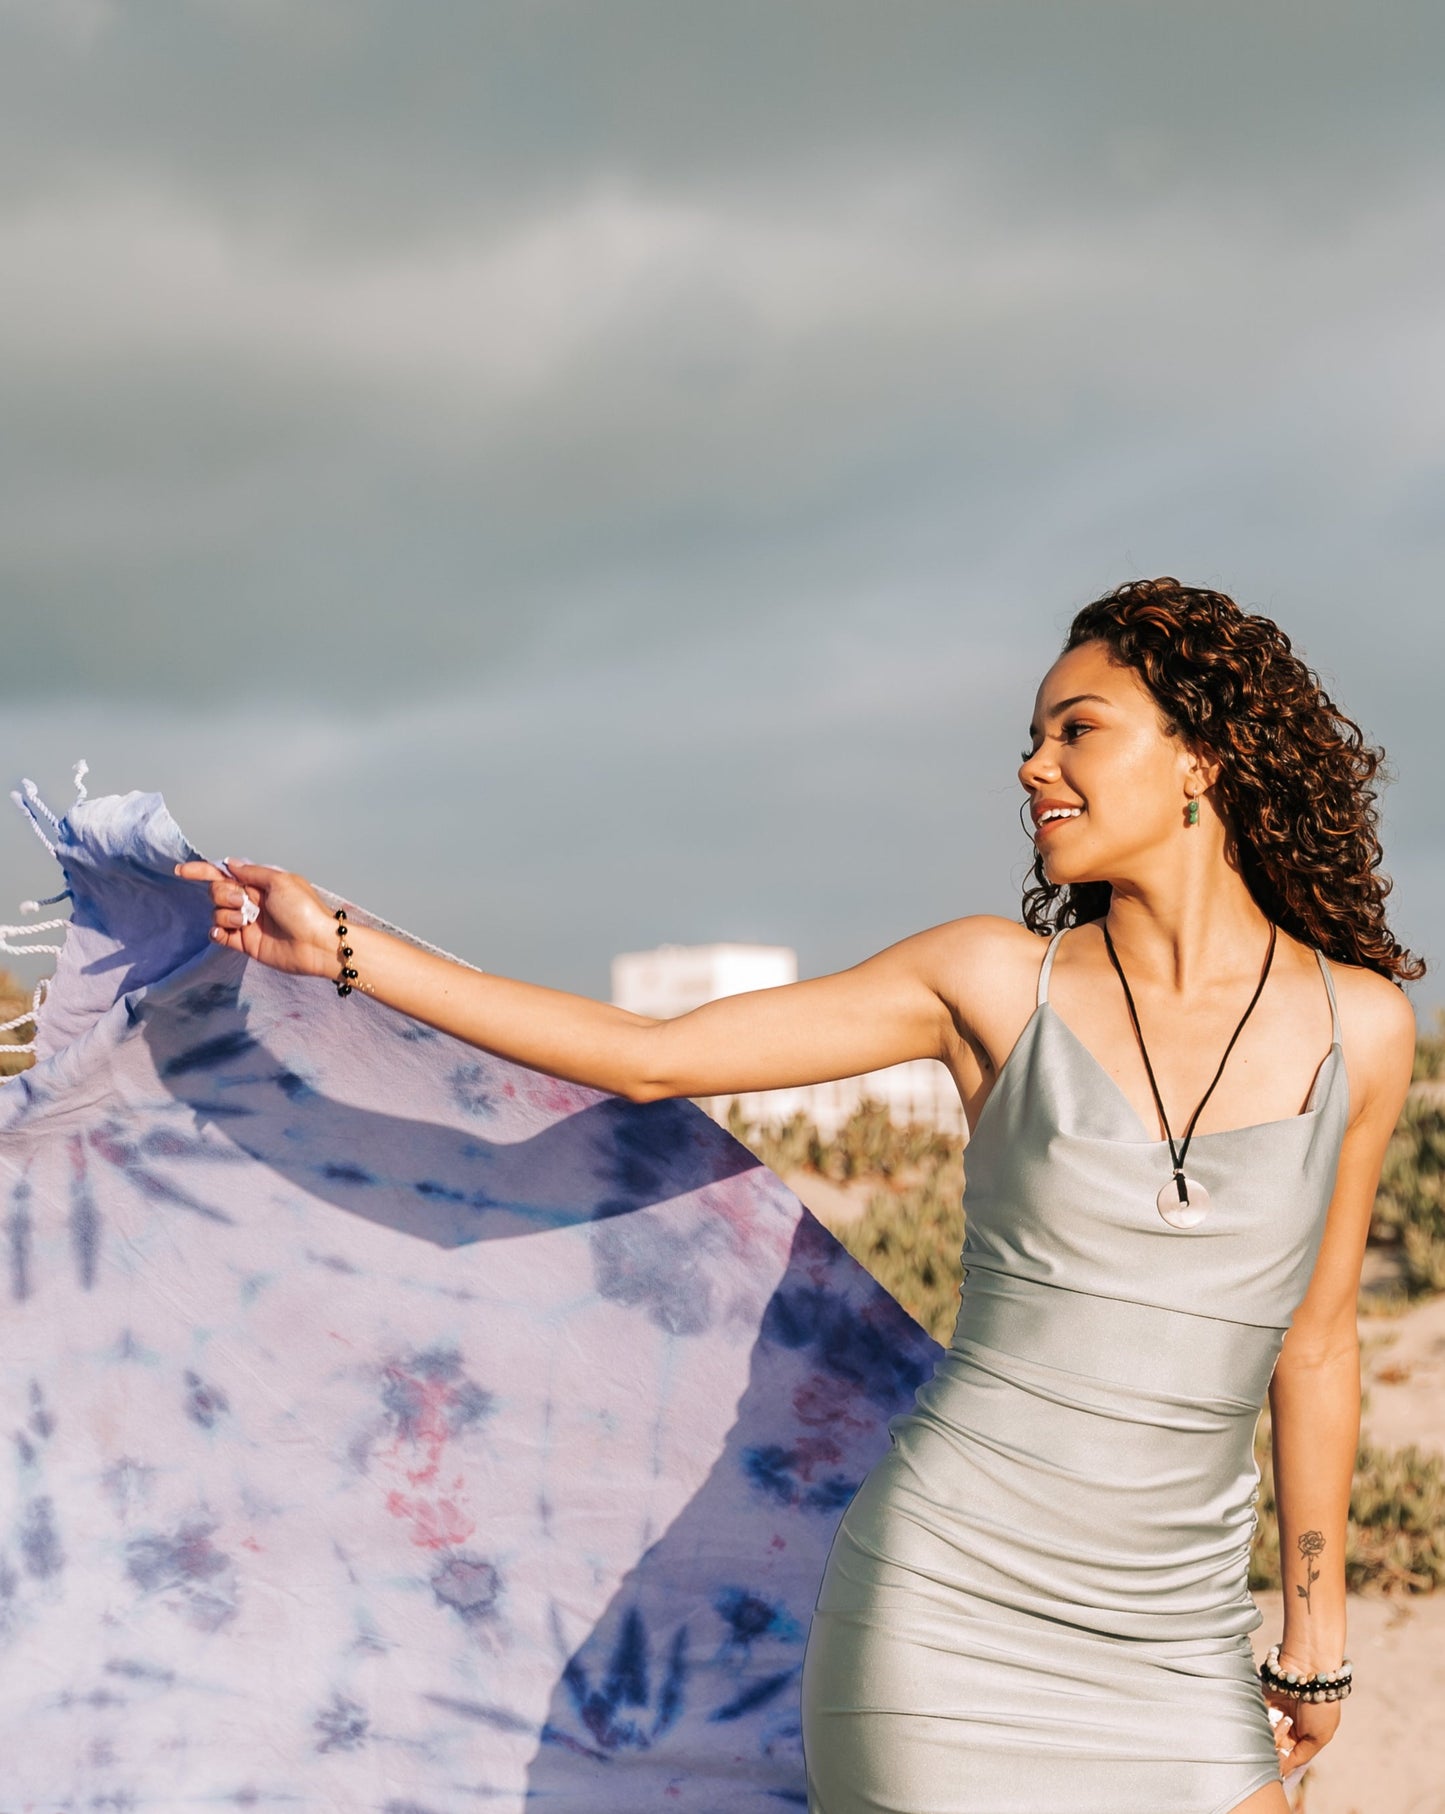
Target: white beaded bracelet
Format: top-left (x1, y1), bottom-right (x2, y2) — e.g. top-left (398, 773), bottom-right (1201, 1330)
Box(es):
top-left (1259, 1643), bottom-right (1353, 1703)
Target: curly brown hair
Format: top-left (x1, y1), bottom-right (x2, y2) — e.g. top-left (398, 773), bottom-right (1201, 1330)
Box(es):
top-left (1021, 576), bottom-right (1423, 984)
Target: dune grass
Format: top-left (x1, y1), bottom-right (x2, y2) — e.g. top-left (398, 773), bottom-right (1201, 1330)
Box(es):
top-left (0, 968), bottom-right (38, 1078)
top-left (1370, 1091), bottom-right (1445, 1296)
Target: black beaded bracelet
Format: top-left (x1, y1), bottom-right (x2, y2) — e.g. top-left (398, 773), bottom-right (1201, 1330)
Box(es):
top-left (1259, 1644), bottom-right (1353, 1703)
top-left (333, 907), bottom-right (359, 998)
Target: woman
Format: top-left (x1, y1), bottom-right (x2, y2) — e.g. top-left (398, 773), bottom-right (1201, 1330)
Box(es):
top-left (179, 578), bottom-right (1419, 1814)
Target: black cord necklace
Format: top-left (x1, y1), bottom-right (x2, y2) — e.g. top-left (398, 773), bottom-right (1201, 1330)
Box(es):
top-left (1100, 920), bottom-right (1278, 1230)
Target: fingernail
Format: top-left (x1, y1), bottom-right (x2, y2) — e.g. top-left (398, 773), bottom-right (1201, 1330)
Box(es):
top-left (211, 928), bottom-right (223, 941)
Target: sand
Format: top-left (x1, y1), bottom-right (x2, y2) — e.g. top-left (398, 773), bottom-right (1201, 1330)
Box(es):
top-left (1252, 1588), bottom-right (1445, 1813)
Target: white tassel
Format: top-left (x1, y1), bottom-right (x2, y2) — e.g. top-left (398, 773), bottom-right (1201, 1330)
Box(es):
top-left (10, 787), bottom-right (57, 857)
top-left (21, 777), bottom-right (63, 831)
top-left (72, 758), bottom-right (89, 803)
top-left (0, 917), bottom-right (67, 958)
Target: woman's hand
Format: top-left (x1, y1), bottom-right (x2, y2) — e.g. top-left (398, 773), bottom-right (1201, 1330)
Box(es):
top-left (1263, 1685), bottom-right (1342, 1774)
top-left (174, 858), bottom-right (338, 980)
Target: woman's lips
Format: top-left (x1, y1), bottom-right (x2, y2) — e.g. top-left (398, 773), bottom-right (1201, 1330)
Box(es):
top-left (1034, 809), bottom-right (1085, 838)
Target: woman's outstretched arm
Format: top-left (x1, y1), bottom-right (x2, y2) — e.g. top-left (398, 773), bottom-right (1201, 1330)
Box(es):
top-left (1264, 967), bottom-right (1415, 1773)
top-left (174, 857), bottom-right (974, 1104)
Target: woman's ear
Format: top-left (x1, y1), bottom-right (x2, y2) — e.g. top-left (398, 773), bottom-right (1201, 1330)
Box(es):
top-left (1185, 742), bottom-right (1225, 797)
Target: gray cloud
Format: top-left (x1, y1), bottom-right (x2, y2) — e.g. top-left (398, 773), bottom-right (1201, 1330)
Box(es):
top-left (0, 1), bottom-right (1438, 1010)
top-left (4, 3), bottom-right (1442, 229)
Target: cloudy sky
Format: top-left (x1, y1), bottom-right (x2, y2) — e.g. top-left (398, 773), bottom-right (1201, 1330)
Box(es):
top-left (2, 0), bottom-right (1441, 1015)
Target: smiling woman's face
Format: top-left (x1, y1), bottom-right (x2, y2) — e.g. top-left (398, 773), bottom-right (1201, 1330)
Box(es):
top-left (1018, 639), bottom-right (1210, 888)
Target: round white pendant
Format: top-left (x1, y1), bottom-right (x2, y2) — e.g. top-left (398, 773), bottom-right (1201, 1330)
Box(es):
top-left (1157, 1175), bottom-right (1211, 1230)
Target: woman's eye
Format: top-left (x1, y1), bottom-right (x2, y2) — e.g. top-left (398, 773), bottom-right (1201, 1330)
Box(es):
top-left (1020, 723), bottom-right (1091, 762)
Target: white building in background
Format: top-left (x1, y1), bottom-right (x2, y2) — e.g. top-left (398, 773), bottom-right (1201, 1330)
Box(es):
top-left (610, 942), bottom-right (967, 1139)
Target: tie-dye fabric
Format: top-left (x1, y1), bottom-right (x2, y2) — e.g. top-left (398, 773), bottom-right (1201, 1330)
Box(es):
top-left (0, 782), bottom-right (939, 1811)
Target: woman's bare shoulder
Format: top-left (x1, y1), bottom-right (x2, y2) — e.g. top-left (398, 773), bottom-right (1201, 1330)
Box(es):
top-left (1324, 953), bottom-right (1418, 1037)
top-left (900, 915), bottom-right (1050, 1048)
top-left (903, 913), bottom-right (1046, 972)
top-left (1320, 954), bottom-right (1418, 1118)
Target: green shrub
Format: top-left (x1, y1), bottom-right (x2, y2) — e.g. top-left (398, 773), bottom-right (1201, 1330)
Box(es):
top-left (726, 1096), bottom-right (957, 1184)
top-left (832, 1174), bottom-right (966, 1344)
top-left (1412, 1009), bottom-right (1445, 1083)
top-left (0, 967), bottom-right (36, 1080)
top-left (1370, 1093), bottom-right (1445, 1296)
top-left (728, 1098), bottom-right (967, 1342)
top-left (726, 1104), bottom-right (817, 1177)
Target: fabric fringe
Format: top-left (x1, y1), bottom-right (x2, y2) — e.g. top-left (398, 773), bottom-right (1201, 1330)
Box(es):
top-left (2, 761), bottom-right (84, 1055)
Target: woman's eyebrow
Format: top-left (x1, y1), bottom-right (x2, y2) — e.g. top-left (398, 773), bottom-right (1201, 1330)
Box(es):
top-left (1026, 692), bottom-right (1111, 740)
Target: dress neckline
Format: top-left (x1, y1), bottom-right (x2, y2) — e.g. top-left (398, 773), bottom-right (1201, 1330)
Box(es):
top-left (1041, 1004), bottom-right (1343, 1146)
top-left (964, 926), bottom-right (1347, 1151)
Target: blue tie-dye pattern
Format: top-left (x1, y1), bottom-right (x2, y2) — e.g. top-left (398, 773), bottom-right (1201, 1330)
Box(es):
top-left (0, 783), bottom-right (942, 1808)
top-left (709, 1669), bottom-right (798, 1722)
top-left (8, 1176), bottom-right (33, 1301)
top-left (549, 1605), bottom-right (690, 1755)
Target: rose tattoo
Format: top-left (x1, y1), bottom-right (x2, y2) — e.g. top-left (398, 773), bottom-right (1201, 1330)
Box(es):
top-left (1296, 1529), bottom-right (1326, 1613)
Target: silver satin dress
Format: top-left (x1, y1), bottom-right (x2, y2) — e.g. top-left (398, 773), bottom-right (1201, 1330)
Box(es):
top-left (801, 926), bottom-right (1349, 1814)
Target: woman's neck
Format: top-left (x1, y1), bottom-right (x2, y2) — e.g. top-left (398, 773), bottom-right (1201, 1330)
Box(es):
top-left (1100, 875), bottom-right (1275, 992)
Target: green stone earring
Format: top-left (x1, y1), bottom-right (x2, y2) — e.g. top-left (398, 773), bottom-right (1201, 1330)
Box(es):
top-left (1186, 797), bottom-right (1200, 826)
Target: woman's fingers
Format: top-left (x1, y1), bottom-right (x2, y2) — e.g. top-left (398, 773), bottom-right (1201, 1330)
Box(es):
top-left (176, 856), bottom-right (334, 978)
top-left (1284, 1713), bottom-right (1337, 1771)
top-left (173, 859), bottom-right (252, 907)
top-left (174, 862), bottom-right (240, 919)
top-left (1265, 1696), bottom-right (1338, 1774)
top-left (174, 858), bottom-right (260, 951)
top-left (174, 859), bottom-right (274, 894)
top-left (223, 858), bottom-right (283, 884)
top-left (174, 861), bottom-right (265, 916)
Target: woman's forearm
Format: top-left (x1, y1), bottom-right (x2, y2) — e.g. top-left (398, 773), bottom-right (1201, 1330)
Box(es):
top-left (333, 918), bottom-right (943, 1102)
top-left (1267, 1341), bottom-right (1359, 1671)
top-left (323, 919), bottom-right (666, 1099)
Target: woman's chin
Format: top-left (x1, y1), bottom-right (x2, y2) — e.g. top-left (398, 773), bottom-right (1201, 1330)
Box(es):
top-left (1042, 856), bottom-right (1102, 888)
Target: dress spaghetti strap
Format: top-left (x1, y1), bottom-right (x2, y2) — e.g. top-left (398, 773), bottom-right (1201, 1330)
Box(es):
top-left (1035, 926), bottom-right (1069, 1008)
top-left (1314, 946), bottom-right (1344, 1045)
